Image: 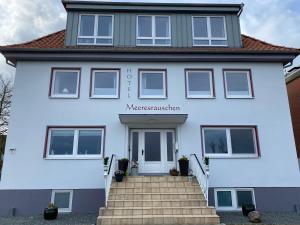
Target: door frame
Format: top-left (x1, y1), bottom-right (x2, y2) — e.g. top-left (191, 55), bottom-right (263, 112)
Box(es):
top-left (129, 128), bottom-right (176, 174)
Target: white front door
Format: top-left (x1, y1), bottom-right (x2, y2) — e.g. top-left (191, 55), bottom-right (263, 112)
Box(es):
top-left (130, 129), bottom-right (175, 174)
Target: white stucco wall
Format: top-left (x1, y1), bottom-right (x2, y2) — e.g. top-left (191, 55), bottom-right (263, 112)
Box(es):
top-left (0, 61), bottom-right (299, 190)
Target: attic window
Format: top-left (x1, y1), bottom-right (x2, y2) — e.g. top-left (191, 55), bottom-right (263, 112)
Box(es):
top-left (192, 16), bottom-right (227, 46)
top-left (78, 14), bottom-right (113, 45)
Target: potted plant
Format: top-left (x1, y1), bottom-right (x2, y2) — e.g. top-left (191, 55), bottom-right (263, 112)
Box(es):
top-left (103, 157), bottom-right (109, 172)
top-left (118, 158), bottom-right (129, 174)
top-left (115, 170), bottom-right (124, 182)
top-left (169, 167), bottom-right (179, 176)
top-left (242, 204), bottom-right (256, 216)
top-left (131, 160), bottom-right (139, 176)
top-left (43, 203), bottom-right (58, 220)
top-left (178, 155), bottom-right (189, 176)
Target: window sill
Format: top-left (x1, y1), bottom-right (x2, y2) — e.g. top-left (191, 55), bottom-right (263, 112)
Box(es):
top-left (225, 96), bottom-right (254, 99)
top-left (45, 156), bottom-right (103, 160)
top-left (49, 96), bottom-right (79, 99)
top-left (205, 155), bottom-right (259, 159)
top-left (90, 96), bottom-right (119, 99)
top-left (139, 96), bottom-right (167, 99)
top-left (186, 96), bottom-right (215, 99)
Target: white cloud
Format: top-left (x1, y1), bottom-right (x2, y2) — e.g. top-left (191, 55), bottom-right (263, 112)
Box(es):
top-left (1, 0), bottom-right (300, 79)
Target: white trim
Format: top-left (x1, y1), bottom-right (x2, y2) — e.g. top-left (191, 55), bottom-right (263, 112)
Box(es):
top-left (224, 70), bottom-right (253, 98)
top-left (91, 69), bottom-right (120, 99)
top-left (185, 70), bottom-right (214, 98)
top-left (51, 69), bottom-right (80, 98)
top-left (139, 70), bottom-right (167, 99)
top-left (192, 16), bottom-right (227, 46)
top-left (46, 128), bottom-right (104, 159)
top-left (202, 127), bottom-right (258, 158)
top-left (51, 190), bottom-right (73, 213)
top-left (136, 15), bottom-right (171, 46)
top-left (214, 188), bottom-right (256, 211)
top-left (77, 14), bottom-right (114, 46)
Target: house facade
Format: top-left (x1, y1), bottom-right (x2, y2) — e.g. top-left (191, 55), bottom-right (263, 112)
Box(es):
top-left (0, 0), bottom-right (300, 216)
top-left (286, 66), bottom-right (300, 165)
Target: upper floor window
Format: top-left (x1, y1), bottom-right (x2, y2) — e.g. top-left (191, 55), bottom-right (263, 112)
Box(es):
top-left (78, 14), bottom-right (113, 45)
top-left (137, 15), bottom-right (171, 46)
top-left (202, 126), bottom-right (259, 158)
top-left (139, 69), bottom-right (167, 98)
top-left (90, 69), bottom-right (120, 98)
top-left (185, 69), bottom-right (214, 98)
top-left (45, 127), bottom-right (105, 159)
top-left (192, 16), bottom-right (227, 46)
top-left (50, 68), bottom-right (80, 98)
top-left (223, 70), bottom-right (254, 98)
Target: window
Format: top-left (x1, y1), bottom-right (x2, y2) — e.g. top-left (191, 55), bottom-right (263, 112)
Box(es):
top-left (215, 189), bottom-right (255, 211)
top-left (139, 70), bottom-right (167, 98)
top-left (224, 70), bottom-right (254, 98)
top-left (192, 16), bottom-right (227, 46)
top-left (50, 69), bottom-right (80, 98)
top-left (137, 15), bottom-right (171, 46)
top-left (46, 127), bottom-right (105, 159)
top-left (185, 69), bottom-right (214, 98)
top-left (90, 69), bottom-right (120, 98)
top-left (51, 190), bottom-right (73, 213)
top-left (78, 14), bottom-right (113, 45)
top-left (202, 127), bottom-right (259, 157)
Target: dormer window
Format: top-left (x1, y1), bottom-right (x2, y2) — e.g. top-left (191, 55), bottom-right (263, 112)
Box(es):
top-left (136, 15), bottom-right (171, 46)
top-left (192, 16), bottom-right (227, 46)
top-left (78, 14), bottom-right (113, 45)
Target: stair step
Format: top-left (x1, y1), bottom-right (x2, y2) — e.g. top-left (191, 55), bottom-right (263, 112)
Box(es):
top-left (97, 214), bottom-right (220, 225)
top-left (109, 193), bottom-right (205, 200)
top-left (100, 206), bottom-right (216, 216)
top-left (110, 186), bottom-right (202, 194)
top-left (107, 199), bottom-right (208, 207)
top-left (121, 176), bottom-right (196, 183)
top-left (112, 181), bottom-right (198, 188)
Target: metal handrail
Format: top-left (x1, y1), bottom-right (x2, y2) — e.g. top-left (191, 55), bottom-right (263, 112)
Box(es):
top-left (108, 154), bottom-right (116, 175)
top-left (190, 153), bottom-right (205, 175)
top-left (105, 154), bottom-right (117, 206)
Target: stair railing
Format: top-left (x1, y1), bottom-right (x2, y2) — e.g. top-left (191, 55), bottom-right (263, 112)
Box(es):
top-left (104, 154), bottom-right (117, 206)
top-left (190, 154), bottom-right (209, 205)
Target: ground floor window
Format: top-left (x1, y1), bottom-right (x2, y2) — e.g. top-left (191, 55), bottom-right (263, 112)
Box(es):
top-left (214, 188), bottom-right (255, 211)
top-left (51, 190), bottom-right (73, 213)
top-left (45, 126), bottom-right (105, 159)
top-left (202, 126), bottom-right (259, 158)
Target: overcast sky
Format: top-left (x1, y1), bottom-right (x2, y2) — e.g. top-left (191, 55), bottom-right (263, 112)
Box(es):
top-left (0, 0), bottom-right (300, 80)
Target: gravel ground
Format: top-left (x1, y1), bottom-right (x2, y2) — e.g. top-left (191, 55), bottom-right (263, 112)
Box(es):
top-left (1, 212), bottom-right (300, 225)
top-left (219, 212), bottom-right (300, 225)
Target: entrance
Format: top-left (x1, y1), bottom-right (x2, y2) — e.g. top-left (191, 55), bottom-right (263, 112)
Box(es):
top-left (130, 129), bottom-right (176, 173)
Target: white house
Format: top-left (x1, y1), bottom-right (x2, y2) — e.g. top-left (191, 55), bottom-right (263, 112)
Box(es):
top-left (0, 0), bottom-right (300, 218)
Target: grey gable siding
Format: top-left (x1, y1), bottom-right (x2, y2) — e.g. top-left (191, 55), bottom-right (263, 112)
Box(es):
top-left (65, 12), bottom-right (242, 48)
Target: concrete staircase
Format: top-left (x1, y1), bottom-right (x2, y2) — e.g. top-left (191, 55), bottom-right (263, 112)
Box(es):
top-left (97, 176), bottom-right (220, 225)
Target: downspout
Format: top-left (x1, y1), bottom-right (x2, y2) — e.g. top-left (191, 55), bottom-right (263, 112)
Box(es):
top-left (6, 59), bottom-right (16, 68)
top-left (237, 3), bottom-right (244, 17)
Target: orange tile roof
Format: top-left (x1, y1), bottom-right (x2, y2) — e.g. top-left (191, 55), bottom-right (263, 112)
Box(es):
top-left (1, 29), bottom-right (300, 54)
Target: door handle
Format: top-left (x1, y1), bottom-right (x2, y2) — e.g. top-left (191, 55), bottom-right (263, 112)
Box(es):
top-left (142, 149), bottom-right (144, 156)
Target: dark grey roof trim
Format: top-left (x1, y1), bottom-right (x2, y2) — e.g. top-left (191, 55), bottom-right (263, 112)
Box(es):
top-left (2, 51), bottom-right (297, 65)
top-left (63, 1), bottom-right (242, 13)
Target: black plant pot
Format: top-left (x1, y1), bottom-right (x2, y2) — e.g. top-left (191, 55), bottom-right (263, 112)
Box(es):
top-left (178, 160), bottom-right (189, 176)
top-left (118, 160), bottom-right (129, 174)
top-left (44, 207), bottom-right (58, 220)
top-left (242, 204), bottom-right (256, 216)
top-left (115, 173), bottom-right (124, 182)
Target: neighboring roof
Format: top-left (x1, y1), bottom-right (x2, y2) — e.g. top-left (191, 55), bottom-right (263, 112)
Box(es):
top-left (1, 29), bottom-right (300, 54)
top-left (286, 66), bottom-right (300, 84)
top-left (1, 30), bottom-right (299, 65)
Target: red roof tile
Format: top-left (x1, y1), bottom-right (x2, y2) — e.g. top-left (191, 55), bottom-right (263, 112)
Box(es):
top-left (1, 29), bottom-right (299, 54)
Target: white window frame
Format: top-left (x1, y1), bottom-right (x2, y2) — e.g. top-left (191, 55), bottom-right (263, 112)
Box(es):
top-left (77, 14), bottom-right (114, 46)
top-left (139, 70), bottom-right (167, 99)
top-left (224, 70), bottom-right (253, 98)
top-left (46, 128), bottom-right (104, 159)
top-left (185, 69), bottom-right (214, 98)
top-left (50, 69), bottom-right (80, 98)
top-left (214, 188), bottom-right (256, 211)
top-left (202, 127), bottom-right (258, 158)
top-left (192, 16), bottom-right (227, 46)
top-left (136, 15), bottom-right (171, 46)
top-left (91, 69), bottom-right (120, 99)
top-left (51, 190), bottom-right (73, 213)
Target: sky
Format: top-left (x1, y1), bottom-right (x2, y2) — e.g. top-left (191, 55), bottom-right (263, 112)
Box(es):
top-left (0, 0), bottom-right (300, 80)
